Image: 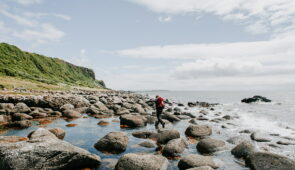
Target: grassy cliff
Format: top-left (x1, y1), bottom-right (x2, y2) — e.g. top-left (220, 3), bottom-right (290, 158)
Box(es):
top-left (0, 43), bottom-right (105, 89)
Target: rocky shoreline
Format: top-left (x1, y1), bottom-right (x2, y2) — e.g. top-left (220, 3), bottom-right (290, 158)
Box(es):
top-left (0, 89), bottom-right (295, 170)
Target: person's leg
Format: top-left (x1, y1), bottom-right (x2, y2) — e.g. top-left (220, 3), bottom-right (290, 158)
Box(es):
top-left (155, 108), bottom-right (160, 128)
top-left (158, 107), bottom-right (165, 127)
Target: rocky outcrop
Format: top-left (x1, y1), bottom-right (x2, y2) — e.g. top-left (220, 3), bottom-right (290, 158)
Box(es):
top-left (0, 128), bottom-right (101, 170)
top-left (241, 95), bottom-right (271, 103)
top-left (94, 132), bottom-right (128, 154)
top-left (115, 153), bottom-right (169, 170)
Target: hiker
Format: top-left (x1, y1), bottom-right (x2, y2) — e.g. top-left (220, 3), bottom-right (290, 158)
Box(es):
top-left (155, 95), bottom-right (165, 128)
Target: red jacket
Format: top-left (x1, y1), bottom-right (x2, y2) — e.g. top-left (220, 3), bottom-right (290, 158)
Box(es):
top-left (156, 97), bottom-right (165, 108)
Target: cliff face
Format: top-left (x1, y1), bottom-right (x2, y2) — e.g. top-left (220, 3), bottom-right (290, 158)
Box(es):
top-left (0, 43), bottom-right (105, 88)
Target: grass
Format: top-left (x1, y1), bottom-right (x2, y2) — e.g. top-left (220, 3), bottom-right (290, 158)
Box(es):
top-left (0, 43), bottom-right (105, 89)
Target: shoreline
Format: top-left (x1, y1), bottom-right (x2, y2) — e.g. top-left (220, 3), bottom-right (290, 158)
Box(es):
top-left (0, 89), bottom-right (295, 169)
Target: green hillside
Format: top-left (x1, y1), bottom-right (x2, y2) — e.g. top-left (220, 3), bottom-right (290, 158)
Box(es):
top-left (0, 43), bottom-right (105, 88)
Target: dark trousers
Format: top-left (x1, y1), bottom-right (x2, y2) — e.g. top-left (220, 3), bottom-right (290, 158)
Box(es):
top-left (156, 107), bottom-right (164, 125)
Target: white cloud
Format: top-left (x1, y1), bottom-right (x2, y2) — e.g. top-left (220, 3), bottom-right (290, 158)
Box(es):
top-left (8, 0), bottom-right (42, 5)
top-left (158, 16), bottom-right (172, 22)
top-left (130, 0), bottom-right (295, 35)
top-left (66, 49), bottom-right (90, 67)
top-left (23, 12), bottom-right (72, 21)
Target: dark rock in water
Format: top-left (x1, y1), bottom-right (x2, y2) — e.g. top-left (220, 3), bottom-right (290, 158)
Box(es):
top-left (62, 109), bottom-right (82, 119)
top-left (245, 152), bottom-right (295, 170)
top-left (187, 166), bottom-right (213, 170)
top-left (120, 114), bottom-right (147, 128)
top-left (115, 153), bottom-right (168, 170)
top-left (183, 112), bottom-right (196, 118)
top-left (11, 113), bottom-right (32, 121)
top-left (241, 95), bottom-right (271, 103)
top-left (226, 136), bottom-right (249, 145)
top-left (30, 111), bottom-right (47, 118)
top-left (138, 141), bottom-right (157, 148)
top-left (177, 115), bottom-right (192, 120)
top-left (196, 138), bottom-right (225, 154)
top-left (189, 118), bottom-right (198, 125)
top-left (185, 125), bottom-right (212, 138)
top-left (277, 140), bottom-right (295, 145)
top-left (132, 130), bottom-right (157, 139)
top-left (178, 154), bottom-right (218, 170)
top-left (48, 128), bottom-right (66, 140)
top-left (188, 102), bottom-right (197, 107)
top-left (0, 128), bottom-right (101, 170)
top-left (156, 129), bottom-right (180, 144)
top-left (162, 113), bottom-right (180, 122)
top-left (231, 141), bottom-right (256, 158)
top-left (239, 129), bottom-right (252, 134)
top-left (251, 132), bottom-right (271, 142)
top-left (94, 132), bottom-right (128, 154)
top-left (174, 107), bottom-right (181, 112)
top-left (8, 120), bottom-right (32, 128)
top-left (222, 115), bottom-right (231, 120)
top-left (163, 138), bottom-right (188, 157)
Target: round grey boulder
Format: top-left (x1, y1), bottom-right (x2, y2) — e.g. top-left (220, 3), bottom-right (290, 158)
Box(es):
top-left (12, 102), bottom-right (31, 113)
top-left (138, 141), bottom-right (157, 148)
top-left (185, 125), bottom-right (212, 138)
top-left (132, 130), bottom-right (157, 139)
top-left (62, 110), bottom-right (82, 119)
top-left (11, 113), bottom-right (33, 121)
top-left (231, 141), bottom-right (256, 158)
top-left (120, 114), bottom-right (147, 128)
top-left (178, 154), bottom-right (218, 170)
top-left (49, 128), bottom-right (66, 140)
top-left (163, 138), bottom-right (188, 157)
top-left (197, 138), bottom-right (225, 154)
top-left (115, 153), bottom-right (168, 170)
top-left (156, 129), bottom-right (180, 144)
top-left (94, 132), bottom-right (128, 154)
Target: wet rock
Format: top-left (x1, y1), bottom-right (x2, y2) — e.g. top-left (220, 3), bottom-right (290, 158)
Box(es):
top-left (251, 132), bottom-right (271, 142)
top-left (188, 102), bottom-right (197, 107)
top-left (231, 141), bottom-right (256, 158)
top-left (30, 112), bottom-right (47, 118)
top-left (239, 129), bottom-right (252, 134)
top-left (115, 153), bottom-right (168, 170)
top-left (115, 108), bottom-right (130, 115)
top-left (199, 110), bottom-right (209, 115)
top-left (101, 158), bottom-right (118, 169)
top-left (11, 113), bottom-right (33, 121)
top-left (222, 115), bottom-right (231, 120)
top-left (163, 138), bottom-right (188, 157)
top-left (62, 109), bottom-right (82, 119)
top-left (189, 118), bottom-right (198, 125)
top-left (8, 120), bottom-right (32, 128)
top-left (241, 95), bottom-right (271, 103)
top-left (48, 128), bottom-right (66, 140)
top-left (178, 154), bottom-right (218, 170)
top-left (94, 101), bottom-right (109, 112)
top-left (133, 104), bottom-right (146, 114)
top-left (177, 115), bottom-right (192, 120)
top-left (162, 113), bottom-right (180, 122)
top-left (246, 152), bottom-right (295, 170)
top-left (277, 141), bottom-right (295, 145)
top-left (183, 112), bottom-right (196, 118)
top-left (197, 138), bottom-right (225, 154)
top-left (174, 107), bottom-right (181, 112)
top-left (187, 166), bottom-right (214, 170)
top-left (97, 120), bottom-right (110, 126)
top-left (94, 132), bottom-right (128, 154)
top-left (185, 125), bottom-right (212, 138)
top-left (145, 115), bottom-right (157, 124)
top-left (156, 129), bottom-right (180, 144)
top-left (0, 128), bottom-right (101, 170)
top-left (132, 130), bottom-right (157, 139)
top-left (120, 114), bottom-right (147, 128)
top-left (50, 111), bottom-right (62, 117)
top-left (138, 141), bottom-right (157, 148)
top-left (226, 136), bottom-right (249, 145)
top-left (60, 103), bottom-right (74, 111)
top-left (12, 102), bottom-right (31, 113)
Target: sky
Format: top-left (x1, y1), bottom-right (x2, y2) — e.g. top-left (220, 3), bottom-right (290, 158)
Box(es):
top-left (1, 0), bottom-right (295, 91)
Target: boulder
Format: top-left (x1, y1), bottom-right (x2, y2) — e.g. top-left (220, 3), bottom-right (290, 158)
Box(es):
top-left (187, 167), bottom-right (214, 170)
top-left (162, 113), bottom-right (180, 122)
top-left (226, 136), bottom-right (249, 145)
top-left (251, 132), bottom-right (271, 142)
top-left (11, 113), bottom-right (33, 121)
top-left (189, 119), bottom-right (198, 125)
top-left (120, 114), bottom-right (147, 128)
top-left (115, 153), bottom-right (168, 170)
top-left (231, 141), bottom-right (256, 158)
top-left (132, 130), bottom-right (157, 139)
top-left (246, 152), bottom-right (295, 170)
top-left (60, 103), bottom-right (74, 111)
top-left (30, 112), bottom-right (47, 118)
top-left (133, 104), bottom-right (145, 114)
top-left (138, 141), bottom-right (157, 148)
top-left (178, 154), bottom-right (218, 170)
top-left (0, 128), bottom-right (101, 170)
top-left (94, 132), bottom-right (128, 154)
top-left (156, 129), bottom-right (180, 144)
top-left (12, 102), bottom-right (31, 113)
top-left (163, 138), bottom-right (188, 157)
top-left (8, 120), bottom-right (32, 128)
top-left (197, 138), bottom-right (225, 154)
top-left (185, 125), bottom-right (212, 138)
top-left (49, 128), bottom-right (66, 140)
top-left (115, 108), bottom-right (130, 115)
top-left (62, 110), bottom-right (82, 119)
top-left (94, 101), bottom-right (109, 112)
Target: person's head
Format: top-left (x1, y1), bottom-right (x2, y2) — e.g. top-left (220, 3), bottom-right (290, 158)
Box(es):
top-left (156, 95), bottom-right (159, 99)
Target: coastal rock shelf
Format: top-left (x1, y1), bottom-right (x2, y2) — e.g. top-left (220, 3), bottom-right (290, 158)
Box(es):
top-left (0, 90), bottom-right (294, 170)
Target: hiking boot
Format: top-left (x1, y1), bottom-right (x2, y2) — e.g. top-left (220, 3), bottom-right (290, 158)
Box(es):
top-left (162, 122), bottom-right (165, 128)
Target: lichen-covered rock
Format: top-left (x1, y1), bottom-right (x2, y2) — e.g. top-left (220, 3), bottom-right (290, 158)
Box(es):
top-left (163, 138), bottom-right (188, 157)
top-left (178, 154), bottom-right (218, 170)
top-left (115, 153), bottom-right (168, 170)
top-left (185, 125), bottom-right (212, 138)
top-left (196, 138), bottom-right (225, 154)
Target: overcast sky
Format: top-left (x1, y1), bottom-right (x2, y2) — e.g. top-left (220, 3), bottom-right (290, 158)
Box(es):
top-left (1, 0), bottom-right (295, 90)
